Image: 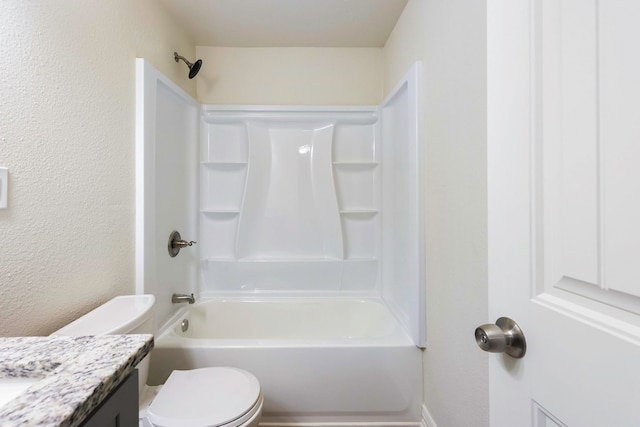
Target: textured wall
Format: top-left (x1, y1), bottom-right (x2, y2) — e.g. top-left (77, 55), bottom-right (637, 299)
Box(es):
top-left (0, 0), bottom-right (195, 336)
top-left (383, 0), bottom-right (489, 426)
top-left (196, 46), bottom-right (383, 105)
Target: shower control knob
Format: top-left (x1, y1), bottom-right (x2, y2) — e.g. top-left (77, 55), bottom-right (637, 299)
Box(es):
top-left (168, 230), bottom-right (197, 257)
top-left (173, 239), bottom-right (196, 248)
top-left (474, 317), bottom-right (526, 359)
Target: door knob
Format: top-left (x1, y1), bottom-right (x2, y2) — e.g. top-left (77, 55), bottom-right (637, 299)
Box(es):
top-left (475, 317), bottom-right (526, 359)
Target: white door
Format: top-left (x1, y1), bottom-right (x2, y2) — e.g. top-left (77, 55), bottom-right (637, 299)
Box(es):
top-left (487, 0), bottom-right (640, 425)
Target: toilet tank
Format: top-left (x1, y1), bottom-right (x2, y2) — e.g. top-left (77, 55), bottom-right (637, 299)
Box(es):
top-left (53, 295), bottom-right (155, 336)
top-left (53, 294), bottom-right (156, 398)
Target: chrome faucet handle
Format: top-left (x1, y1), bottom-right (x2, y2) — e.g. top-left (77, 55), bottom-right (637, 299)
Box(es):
top-left (172, 293), bottom-right (195, 304)
top-left (168, 230), bottom-right (196, 257)
top-left (172, 239), bottom-right (196, 248)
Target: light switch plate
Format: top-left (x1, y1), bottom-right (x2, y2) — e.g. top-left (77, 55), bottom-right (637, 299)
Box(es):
top-left (0, 168), bottom-right (7, 209)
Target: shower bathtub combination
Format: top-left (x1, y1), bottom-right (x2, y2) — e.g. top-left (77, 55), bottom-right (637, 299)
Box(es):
top-left (136, 59), bottom-right (425, 425)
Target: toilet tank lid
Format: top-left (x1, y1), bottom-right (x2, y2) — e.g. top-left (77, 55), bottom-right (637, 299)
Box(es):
top-left (52, 295), bottom-right (155, 336)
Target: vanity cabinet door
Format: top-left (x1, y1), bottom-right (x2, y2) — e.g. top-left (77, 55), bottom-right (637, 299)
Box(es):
top-left (81, 369), bottom-right (138, 427)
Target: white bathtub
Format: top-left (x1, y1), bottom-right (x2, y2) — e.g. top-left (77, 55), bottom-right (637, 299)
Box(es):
top-left (148, 298), bottom-right (422, 426)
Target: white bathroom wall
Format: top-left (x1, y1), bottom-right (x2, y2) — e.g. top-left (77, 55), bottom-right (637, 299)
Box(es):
top-left (383, 0), bottom-right (489, 426)
top-left (0, 0), bottom-right (196, 336)
top-left (195, 47), bottom-right (383, 105)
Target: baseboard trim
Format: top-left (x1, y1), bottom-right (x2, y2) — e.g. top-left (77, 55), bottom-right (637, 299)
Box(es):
top-left (421, 404), bottom-right (437, 427)
top-left (260, 422), bottom-right (420, 427)
top-left (259, 411), bottom-right (432, 427)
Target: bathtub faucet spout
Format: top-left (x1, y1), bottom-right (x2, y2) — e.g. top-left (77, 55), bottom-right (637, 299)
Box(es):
top-left (172, 293), bottom-right (195, 304)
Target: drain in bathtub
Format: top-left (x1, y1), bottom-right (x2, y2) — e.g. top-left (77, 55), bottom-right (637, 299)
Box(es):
top-left (181, 319), bottom-right (189, 332)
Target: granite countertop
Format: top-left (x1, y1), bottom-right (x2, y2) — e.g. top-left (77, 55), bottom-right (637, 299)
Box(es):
top-left (0, 334), bottom-right (153, 427)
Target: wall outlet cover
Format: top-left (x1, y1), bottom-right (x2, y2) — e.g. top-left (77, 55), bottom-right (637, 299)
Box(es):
top-left (0, 167), bottom-right (8, 209)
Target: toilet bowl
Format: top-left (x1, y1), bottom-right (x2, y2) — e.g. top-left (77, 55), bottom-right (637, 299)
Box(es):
top-left (53, 295), bottom-right (263, 427)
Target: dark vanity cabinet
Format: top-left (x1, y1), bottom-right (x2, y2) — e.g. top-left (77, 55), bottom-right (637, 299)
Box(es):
top-left (81, 370), bottom-right (138, 427)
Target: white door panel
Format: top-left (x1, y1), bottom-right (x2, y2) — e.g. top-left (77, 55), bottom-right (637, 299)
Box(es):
top-left (488, 0), bottom-right (640, 425)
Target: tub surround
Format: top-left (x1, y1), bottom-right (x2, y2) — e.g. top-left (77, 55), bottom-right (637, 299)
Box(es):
top-left (199, 106), bottom-right (380, 293)
top-left (0, 334), bottom-right (153, 426)
top-left (136, 60), bottom-right (425, 424)
top-left (137, 61), bottom-right (426, 347)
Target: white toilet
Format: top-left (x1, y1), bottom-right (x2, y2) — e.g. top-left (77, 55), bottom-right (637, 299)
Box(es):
top-left (53, 295), bottom-right (263, 427)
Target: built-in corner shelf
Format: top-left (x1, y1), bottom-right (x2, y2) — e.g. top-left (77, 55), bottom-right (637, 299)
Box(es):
top-left (200, 160), bottom-right (247, 215)
top-left (200, 210), bottom-right (240, 214)
top-left (201, 161), bottom-right (248, 166)
top-left (332, 161), bottom-right (379, 166)
top-left (340, 210), bottom-right (378, 214)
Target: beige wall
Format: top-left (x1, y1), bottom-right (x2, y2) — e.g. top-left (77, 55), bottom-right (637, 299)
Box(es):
top-left (196, 46), bottom-right (383, 105)
top-left (383, 0), bottom-right (489, 426)
top-left (1, 1), bottom-right (490, 424)
top-left (0, 0), bottom-right (196, 336)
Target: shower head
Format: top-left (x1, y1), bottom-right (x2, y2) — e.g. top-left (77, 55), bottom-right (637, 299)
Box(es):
top-left (174, 52), bottom-right (202, 79)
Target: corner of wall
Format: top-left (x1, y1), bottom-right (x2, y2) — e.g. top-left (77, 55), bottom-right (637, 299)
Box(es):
top-left (135, 0), bottom-right (198, 99)
top-left (383, 0), bottom-right (489, 426)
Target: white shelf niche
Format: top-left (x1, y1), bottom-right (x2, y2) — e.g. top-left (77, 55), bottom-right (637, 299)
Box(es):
top-left (200, 162), bottom-right (247, 212)
top-left (340, 211), bottom-right (378, 259)
top-left (333, 162), bottom-right (378, 212)
top-left (333, 123), bottom-right (377, 163)
top-left (201, 122), bottom-right (248, 163)
top-left (200, 211), bottom-right (239, 259)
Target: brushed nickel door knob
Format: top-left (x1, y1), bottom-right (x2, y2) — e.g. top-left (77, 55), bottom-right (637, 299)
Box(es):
top-left (475, 317), bottom-right (526, 359)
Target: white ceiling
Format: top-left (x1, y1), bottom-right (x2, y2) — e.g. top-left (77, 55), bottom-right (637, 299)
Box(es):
top-left (157, 0), bottom-right (408, 48)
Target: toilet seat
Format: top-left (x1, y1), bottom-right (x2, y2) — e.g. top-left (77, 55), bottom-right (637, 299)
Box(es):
top-left (146, 367), bottom-right (262, 427)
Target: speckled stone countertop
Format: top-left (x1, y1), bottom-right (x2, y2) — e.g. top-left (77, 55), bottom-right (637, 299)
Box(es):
top-left (0, 335), bottom-right (153, 427)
